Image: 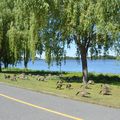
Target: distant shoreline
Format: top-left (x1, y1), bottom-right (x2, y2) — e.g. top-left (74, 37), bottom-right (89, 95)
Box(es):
top-left (34, 55), bottom-right (118, 60)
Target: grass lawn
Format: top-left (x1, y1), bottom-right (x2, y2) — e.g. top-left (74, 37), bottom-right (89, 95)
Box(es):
top-left (0, 69), bottom-right (120, 108)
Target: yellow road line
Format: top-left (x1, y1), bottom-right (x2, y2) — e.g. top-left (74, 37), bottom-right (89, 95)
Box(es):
top-left (0, 93), bottom-right (83, 120)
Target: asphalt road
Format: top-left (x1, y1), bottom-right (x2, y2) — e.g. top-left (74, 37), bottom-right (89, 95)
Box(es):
top-left (0, 83), bottom-right (120, 120)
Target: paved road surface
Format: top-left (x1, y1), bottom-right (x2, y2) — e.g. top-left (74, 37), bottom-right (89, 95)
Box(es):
top-left (0, 83), bottom-right (120, 120)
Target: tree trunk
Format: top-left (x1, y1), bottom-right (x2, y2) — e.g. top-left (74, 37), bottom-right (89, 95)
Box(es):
top-left (0, 61), bottom-right (2, 72)
top-left (24, 60), bottom-right (28, 69)
top-left (23, 49), bottom-right (28, 69)
top-left (81, 46), bottom-right (88, 84)
top-left (4, 62), bottom-right (8, 68)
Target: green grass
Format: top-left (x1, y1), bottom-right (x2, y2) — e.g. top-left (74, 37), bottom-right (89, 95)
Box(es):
top-left (0, 69), bottom-right (120, 108)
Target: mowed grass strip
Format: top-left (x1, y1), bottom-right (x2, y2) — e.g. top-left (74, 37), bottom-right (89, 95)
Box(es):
top-left (0, 71), bottom-right (120, 108)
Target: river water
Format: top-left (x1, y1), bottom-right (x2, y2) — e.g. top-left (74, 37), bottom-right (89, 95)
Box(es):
top-left (14, 59), bottom-right (120, 74)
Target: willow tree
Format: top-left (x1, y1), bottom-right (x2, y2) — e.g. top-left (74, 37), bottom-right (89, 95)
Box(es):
top-left (8, 0), bottom-right (48, 68)
top-left (10, 0), bottom-right (32, 69)
top-left (0, 18), bottom-right (2, 71)
top-left (41, 21), bottom-right (65, 67)
top-left (0, 0), bottom-right (16, 70)
top-left (46, 0), bottom-right (120, 84)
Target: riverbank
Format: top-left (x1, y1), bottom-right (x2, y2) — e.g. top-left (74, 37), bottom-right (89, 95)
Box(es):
top-left (0, 68), bottom-right (120, 108)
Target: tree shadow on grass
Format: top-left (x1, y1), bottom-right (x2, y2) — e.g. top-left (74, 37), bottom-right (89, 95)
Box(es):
top-left (1, 70), bottom-right (120, 86)
top-left (1, 70), bottom-right (66, 76)
top-left (60, 76), bottom-right (83, 83)
top-left (88, 73), bottom-right (120, 86)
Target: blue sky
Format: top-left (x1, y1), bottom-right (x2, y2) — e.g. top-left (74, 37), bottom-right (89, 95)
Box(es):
top-left (40, 43), bottom-right (77, 59)
top-left (40, 42), bottom-right (115, 59)
top-left (65, 43), bottom-right (77, 57)
top-left (65, 43), bottom-right (115, 57)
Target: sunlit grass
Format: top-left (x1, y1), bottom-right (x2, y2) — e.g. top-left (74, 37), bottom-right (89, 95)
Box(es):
top-left (0, 70), bottom-right (120, 108)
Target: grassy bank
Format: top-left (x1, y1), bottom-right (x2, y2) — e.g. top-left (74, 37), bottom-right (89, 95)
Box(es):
top-left (0, 68), bottom-right (120, 108)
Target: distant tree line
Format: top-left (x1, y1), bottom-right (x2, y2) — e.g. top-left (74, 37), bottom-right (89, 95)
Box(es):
top-left (89, 55), bottom-right (117, 60)
top-left (65, 55), bottom-right (117, 60)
